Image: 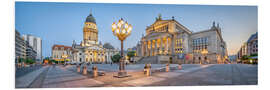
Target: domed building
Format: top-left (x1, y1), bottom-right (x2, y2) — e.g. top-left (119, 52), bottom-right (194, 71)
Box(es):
top-left (71, 12), bottom-right (119, 63)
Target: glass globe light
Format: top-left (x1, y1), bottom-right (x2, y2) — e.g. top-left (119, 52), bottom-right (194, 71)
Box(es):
top-left (122, 29), bottom-right (126, 34)
top-left (117, 23), bottom-right (122, 28)
top-left (120, 20), bottom-right (124, 25)
top-left (127, 28), bottom-right (131, 33)
top-left (112, 22), bottom-right (117, 30)
top-left (128, 25), bottom-right (132, 31)
top-left (124, 23), bottom-right (128, 29)
top-left (116, 28), bottom-right (120, 34)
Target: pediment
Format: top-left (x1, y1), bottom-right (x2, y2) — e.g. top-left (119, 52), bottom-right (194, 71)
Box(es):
top-left (151, 20), bottom-right (170, 27)
top-left (144, 32), bottom-right (172, 39)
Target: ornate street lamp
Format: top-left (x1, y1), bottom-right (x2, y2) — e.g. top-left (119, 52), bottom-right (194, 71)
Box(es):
top-left (111, 18), bottom-right (132, 78)
top-left (62, 54), bottom-right (68, 65)
top-left (201, 49), bottom-right (208, 64)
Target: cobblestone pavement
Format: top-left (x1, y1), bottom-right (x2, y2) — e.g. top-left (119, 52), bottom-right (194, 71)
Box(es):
top-left (145, 64), bottom-right (258, 86)
top-left (39, 65), bottom-right (104, 88)
top-left (15, 64), bottom-right (43, 78)
top-left (22, 64), bottom-right (257, 88)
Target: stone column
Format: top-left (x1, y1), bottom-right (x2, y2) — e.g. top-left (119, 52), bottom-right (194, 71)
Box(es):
top-left (142, 42), bottom-right (144, 56)
top-left (155, 39), bottom-right (157, 56)
top-left (166, 37), bottom-right (169, 54)
top-left (159, 38), bottom-right (163, 54)
top-left (150, 40), bottom-right (152, 56)
top-left (147, 41), bottom-right (150, 56)
top-left (161, 37), bottom-right (165, 55)
top-left (169, 37), bottom-right (172, 55)
top-left (145, 41), bottom-right (147, 56)
top-left (145, 42), bottom-right (147, 56)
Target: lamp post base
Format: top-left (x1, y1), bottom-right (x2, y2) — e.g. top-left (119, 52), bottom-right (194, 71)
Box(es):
top-left (113, 71), bottom-right (131, 78)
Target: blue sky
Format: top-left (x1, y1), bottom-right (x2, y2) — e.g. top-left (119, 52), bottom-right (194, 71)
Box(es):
top-left (15, 2), bottom-right (257, 57)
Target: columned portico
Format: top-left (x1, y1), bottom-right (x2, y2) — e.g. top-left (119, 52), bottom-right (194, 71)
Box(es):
top-left (141, 33), bottom-right (173, 57)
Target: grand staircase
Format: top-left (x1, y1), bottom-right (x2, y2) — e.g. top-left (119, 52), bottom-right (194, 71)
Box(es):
top-left (136, 55), bottom-right (171, 64)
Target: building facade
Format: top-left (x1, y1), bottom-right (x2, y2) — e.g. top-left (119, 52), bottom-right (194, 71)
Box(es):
top-left (71, 12), bottom-right (119, 63)
top-left (51, 45), bottom-right (73, 62)
top-left (136, 14), bottom-right (228, 64)
top-left (25, 41), bottom-right (37, 60)
top-left (237, 32), bottom-right (258, 61)
top-left (247, 32), bottom-right (258, 56)
top-left (15, 30), bottom-right (26, 63)
top-left (22, 34), bottom-right (42, 62)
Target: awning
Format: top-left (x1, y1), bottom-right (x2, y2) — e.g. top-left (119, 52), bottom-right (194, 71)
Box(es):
top-left (250, 56), bottom-right (258, 59)
top-left (54, 59), bottom-right (70, 61)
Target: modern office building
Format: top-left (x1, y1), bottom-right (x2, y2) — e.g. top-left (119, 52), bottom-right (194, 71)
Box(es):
top-left (15, 30), bottom-right (26, 63)
top-left (22, 34), bottom-right (42, 62)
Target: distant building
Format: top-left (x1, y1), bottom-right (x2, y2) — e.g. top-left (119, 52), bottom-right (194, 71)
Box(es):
top-left (237, 32), bottom-right (258, 61)
top-left (25, 41), bottom-right (37, 60)
top-left (229, 55), bottom-right (237, 63)
top-left (136, 14), bottom-right (228, 64)
top-left (247, 32), bottom-right (258, 56)
top-left (15, 30), bottom-right (26, 63)
top-left (51, 45), bottom-right (73, 61)
top-left (22, 34), bottom-right (42, 62)
top-left (237, 42), bottom-right (248, 59)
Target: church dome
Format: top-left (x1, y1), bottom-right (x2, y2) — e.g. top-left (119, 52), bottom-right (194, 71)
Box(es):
top-left (85, 13), bottom-right (96, 24)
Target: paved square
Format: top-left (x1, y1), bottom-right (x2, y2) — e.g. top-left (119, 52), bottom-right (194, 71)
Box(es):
top-left (15, 64), bottom-right (258, 88)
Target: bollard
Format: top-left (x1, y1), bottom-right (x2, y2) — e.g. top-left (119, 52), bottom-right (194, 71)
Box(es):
top-left (92, 66), bottom-right (98, 78)
top-left (146, 64), bottom-right (151, 76)
top-left (144, 64), bottom-right (147, 74)
top-left (83, 65), bottom-right (87, 75)
top-left (166, 64), bottom-right (170, 72)
top-left (77, 65), bottom-right (81, 73)
top-left (18, 63), bottom-right (21, 68)
top-left (178, 64), bottom-right (182, 70)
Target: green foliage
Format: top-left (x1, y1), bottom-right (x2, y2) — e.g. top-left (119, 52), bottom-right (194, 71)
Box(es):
top-left (50, 59), bottom-right (56, 64)
top-left (25, 58), bottom-right (35, 64)
top-left (249, 53), bottom-right (258, 57)
top-left (127, 51), bottom-right (136, 58)
top-left (43, 57), bottom-right (50, 60)
top-left (111, 53), bottom-right (121, 63)
top-left (103, 43), bottom-right (115, 49)
top-left (241, 55), bottom-right (249, 60)
top-left (18, 58), bottom-right (24, 63)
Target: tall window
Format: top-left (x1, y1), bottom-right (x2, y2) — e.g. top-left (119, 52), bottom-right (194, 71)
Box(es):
top-left (192, 37), bottom-right (208, 52)
top-left (175, 38), bottom-right (184, 53)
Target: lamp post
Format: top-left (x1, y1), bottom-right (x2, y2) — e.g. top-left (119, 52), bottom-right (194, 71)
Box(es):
top-left (111, 18), bottom-right (132, 78)
top-left (62, 54), bottom-right (68, 65)
top-left (201, 49), bottom-right (208, 64)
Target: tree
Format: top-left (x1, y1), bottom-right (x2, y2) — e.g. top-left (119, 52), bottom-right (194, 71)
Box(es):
top-left (241, 55), bottom-right (249, 60)
top-left (18, 58), bottom-right (24, 63)
top-left (127, 51), bottom-right (136, 60)
top-left (103, 43), bottom-right (114, 49)
top-left (111, 54), bottom-right (121, 63)
top-left (249, 53), bottom-right (258, 57)
top-left (25, 58), bottom-right (35, 64)
top-left (241, 55), bottom-right (249, 64)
